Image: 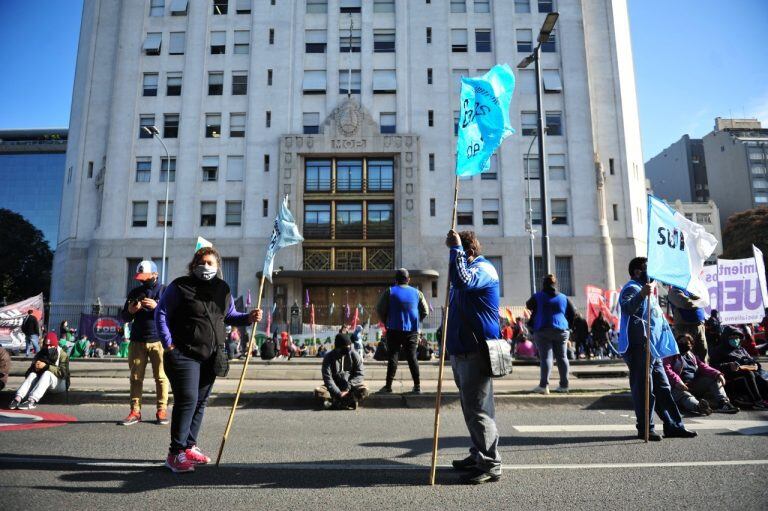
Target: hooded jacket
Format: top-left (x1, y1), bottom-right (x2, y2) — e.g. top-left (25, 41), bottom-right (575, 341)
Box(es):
top-left (321, 348), bottom-right (365, 399)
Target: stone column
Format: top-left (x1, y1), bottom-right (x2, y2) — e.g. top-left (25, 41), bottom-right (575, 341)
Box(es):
top-left (595, 154), bottom-right (616, 290)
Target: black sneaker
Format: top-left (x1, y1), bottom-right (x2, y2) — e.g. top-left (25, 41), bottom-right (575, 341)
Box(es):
top-left (410, 385), bottom-right (422, 394)
top-left (18, 400), bottom-right (37, 410)
top-left (663, 428), bottom-right (697, 438)
top-left (8, 398), bottom-right (20, 410)
top-left (697, 398), bottom-right (712, 416)
top-left (378, 385), bottom-right (393, 394)
top-left (636, 431), bottom-right (662, 441)
top-left (459, 468), bottom-right (501, 485)
top-left (714, 402), bottom-right (739, 414)
top-left (451, 456), bottom-right (477, 471)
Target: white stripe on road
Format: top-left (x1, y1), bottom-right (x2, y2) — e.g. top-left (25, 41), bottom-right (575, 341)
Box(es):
top-left (512, 419), bottom-right (768, 435)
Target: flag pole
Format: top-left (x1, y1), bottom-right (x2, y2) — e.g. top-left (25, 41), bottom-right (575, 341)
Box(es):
top-left (644, 294), bottom-right (651, 443)
top-left (429, 173), bottom-right (460, 485)
top-left (216, 273), bottom-right (266, 466)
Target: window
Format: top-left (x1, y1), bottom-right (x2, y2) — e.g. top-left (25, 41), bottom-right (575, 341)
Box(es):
top-left (262, 199), bottom-right (269, 217)
top-left (264, 154), bottom-right (270, 172)
top-left (475, 29), bottom-right (491, 52)
top-left (546, 111), bottom-right (562, 135)
top-left (305, 160), bottom-right (332, 191)
top-left (160, 158), bottom-right (176, 182)
top-left (380, 113), bottom-right (396, 134)
top-left (367, 203), bottom-right (394, 239)
top-left (529, 198), bottom-right (542, 225)
top-left (201, 201), bottom-right (217, 226)
top-left (136, 158), bottom-right (152, 182)
top-left (269, 28), bottom-right (275, 44)
top-left (373, 69), bottom-right (397, 93)
top-left (205, 114), bottom-right (221, 138)
top-left (306, 0), bottom-right (327, 13)
top-left (457, 199), bottom-right (473, 225)
top-left (336, 159), bottom-right (363, 192)
top-left (538, 0), bottom-right (553, 13)
top-left (696, 212), bottom-right (713, 224)
top-left (234, 30), bottom-right (250, 54)
top-left (752, 164), bottom-right (767, 176)
top-left (474, 0), bottom-right (490, 12)
top-left (516, 29), bottom-right (532, 53)
top-left (303, 112), bottom-right (320, 134)
top-left (163, 114), bottom-right (179, 138)
top-left (221, 258), bottom-right (239, 296)
top-left (169, 32), bottom-right (185, 55)
top-left (303, 70), bottom-right (327, 94)
top-left (267, 69), bottom-right (273, 85)
top-left (143, 33), bottom-right (162, 55)
top-left (266, 111), bottom-right (271, 127)
top-left (450, 0), bottom-right (466, 13)
top-left (339, 29), bottom-right (361, 52)
top-left (340, 0), bottom-right (361, 13)
top-left (368, 159), bottom-right (394, 191)
top-left (132, 202), bottom-right (148, 227)
top-left (524, 155), bottom-right (540, 179)
top-left (555, 256), bottom-right (573, 296)
top-left (521, 111), bottom-right (537, 136)
top-left (429, 153), bottom-right (435, 171)
top-left (426, 27), bottom-right (432, 44)
top-left (225, 201), bottom-right (242, 226)
top-left (88, 161), bottom-right (93, 178)
top-left (515, 0), bottom-right (530, 13)
top-left (139, 115), bottom-right (155, 138)
top-left (430, 198), bottom-right (436, 216)
top-left (336, 203), bottom-right (363, 239)
top-left (170, 0), bottom-right (189, 15)
top-left (166, 73), bottom-right (182, 95)
top-left (304, 203), bottom-right (331, 239)
top-left (202, 156), bottom-right (219, 181)
top-left (227, 156), bottom-right (244, 181)
top-left (232, 72), bottom-right (248, 95)
top-left (427, 68), bottom-right (433, 84)
top-left (428, 110), bottom-right (435, 127)
top-left (157, 201), bottom-right (173, 227)
top-left (452, 69), bottom-right (468, 93)
top-left (486, 256), bottom-right (503, 296)
top-left (482, 154), bottom-right (498, 180)
top-left (749, 148), bottom-right (765, 160)
top-left (235, 0), bottom-right (251, 14)
top-left (609, 158), bottom-right (615, 175)
top-left (374, 29), bottom-right (395, 53)
top-left (208, 72), bottom-right (223, 95)
top-left (143, 73), bottom-right (158, 96)
top-left (549, 154), bottom-right (566, 180)
top-left (211, 31), bottom-right (226, 54)
top-left (150, 0), bottom-right (164, 16)
top-left (612, 204), bottom-right (618, 221)
top-left (454, 110), bottom-right (460, 135)
top-left (551, 199), bottom-right (568, 225)
top-left (374, 0), bottom-right (395, 12)
top-left (451, 29), bottom-right (468, 52)
top-left (543, 69), bottom-right (562, 92)
top-left (541, 31), bottom-right (556, 52)
top-left (213, 0), bottom-right (228, 15)
top-left (230, 113), bottom-right (245, 137)
top-left (482, 199), bottom-right (499, 225)
top-left (339, 70), bottom-right (361, 94)
top-left (305, 29), bottom-right (327, 53)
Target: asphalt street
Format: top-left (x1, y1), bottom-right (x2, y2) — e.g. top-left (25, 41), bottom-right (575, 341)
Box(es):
top-left (1, 403), bottom-right (767, 510)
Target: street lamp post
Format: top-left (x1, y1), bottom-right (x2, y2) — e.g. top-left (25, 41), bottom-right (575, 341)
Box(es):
top-left (518, 12), bottom-right (559, 277)
top-left (143, 125), bottom-right (171, 285)
top-left (525, 130), bottom-right (539, 296)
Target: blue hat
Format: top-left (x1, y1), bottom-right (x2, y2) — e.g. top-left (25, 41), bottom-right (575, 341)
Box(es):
top-left (134, 260), bottom-right (158, 281)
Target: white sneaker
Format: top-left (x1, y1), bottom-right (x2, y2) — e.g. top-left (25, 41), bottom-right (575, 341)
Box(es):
top-left (531, 386), bottom-right (550, 395)
top-left (552, 386), bottom-right (569, 393)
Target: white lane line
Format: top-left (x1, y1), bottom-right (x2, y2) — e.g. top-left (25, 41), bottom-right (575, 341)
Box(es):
top-left (512, 420), bottom-right (768, 434)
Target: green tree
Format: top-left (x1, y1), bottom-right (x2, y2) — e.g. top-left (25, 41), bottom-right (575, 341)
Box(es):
top-left (0, 208), bottom-right (53, 302)
top-left (722, 207), bottom-right (768, 266)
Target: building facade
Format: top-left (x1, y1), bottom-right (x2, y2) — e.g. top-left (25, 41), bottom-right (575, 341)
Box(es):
top-left (0, 129), bottom-right (68, 247)
top-left (671, 199), bottom-right (722, 259)
top-left (52, 0), bottom-right (648, 322)
top-left (645, 134), bottom-right (708, 203)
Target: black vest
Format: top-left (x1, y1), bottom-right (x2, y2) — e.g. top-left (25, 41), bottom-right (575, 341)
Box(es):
top-left (169, 275), bottom-right (231, 360)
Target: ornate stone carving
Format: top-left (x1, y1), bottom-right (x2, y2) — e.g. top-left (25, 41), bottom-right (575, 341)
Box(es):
top-left (406, 167), bottom-right (413, 178)
top-left (406, 183), bottom-right (413, 194)
top-left (335, 100), bottom-right (361, 136)
top-left (405, 152), bottom-right (413, 163)
top-left (406, 199), bottom-right (414, 211)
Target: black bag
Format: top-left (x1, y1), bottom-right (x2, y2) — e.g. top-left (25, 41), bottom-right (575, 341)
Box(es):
top-left (212, 342), bottom-right (229, 377)
top-left (459, 311), bottom-right (513, 378)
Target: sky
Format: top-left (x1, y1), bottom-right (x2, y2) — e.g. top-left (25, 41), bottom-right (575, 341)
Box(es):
top-left (0, 0), bottom-right (766, 161)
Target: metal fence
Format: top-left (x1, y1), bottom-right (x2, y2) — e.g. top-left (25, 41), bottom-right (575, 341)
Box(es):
top-left (44, 302), bottom-right (123, 332)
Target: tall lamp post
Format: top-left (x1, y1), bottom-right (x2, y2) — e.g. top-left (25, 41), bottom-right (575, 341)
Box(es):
top-left (525, 130), bottom-right (539, 296)
top-left (518, 11), bottom-right (559, 276)
top-left (142, 125), bottom-right (171, 285)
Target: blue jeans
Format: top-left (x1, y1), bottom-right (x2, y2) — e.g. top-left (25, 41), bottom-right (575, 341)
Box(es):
top-left (164, 348), bottom-right (216, 454)
top-left (622, 343), bottom-right (685, 433)
top-left (533, 328), bottom-right (570, 388)
top-left (25, 334), bottom-right (40, 357)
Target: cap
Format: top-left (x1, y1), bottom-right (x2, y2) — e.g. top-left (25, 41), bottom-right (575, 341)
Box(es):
top-left (134, 260), bottom-right (158, 281)
top-left (395, 268), bottom-right (409, 282)
top-left (335, 333), bottom-right (352, 349)
top-left (721, 325), bottom-right (744, 340)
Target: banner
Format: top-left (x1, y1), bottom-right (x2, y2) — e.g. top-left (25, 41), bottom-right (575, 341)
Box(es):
top-left (701, 258), bottom-right (766, 325)
top-left (0, 293), bottom-right (45, 345)
top-left (76, 313), bottom-right (125, 345)
top-left (585, 285), bottom-right (619, 329)
top-left (753, 245), bottom-right (768, 309)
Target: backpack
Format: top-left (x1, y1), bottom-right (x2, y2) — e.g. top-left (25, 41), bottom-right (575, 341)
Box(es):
top-left (260, 338), bottom-right (277, 360)
top-left (373, 340), bottom-right (388, 361)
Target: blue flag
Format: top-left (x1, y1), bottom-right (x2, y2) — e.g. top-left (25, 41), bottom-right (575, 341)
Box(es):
top-left (263, 196), bottom-right (304, 282)
top-left (456, 64), bottom-right (516, 177)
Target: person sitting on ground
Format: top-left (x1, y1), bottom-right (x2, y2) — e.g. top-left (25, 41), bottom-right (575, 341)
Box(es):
top-left (8, 334), bottom-right (70, 410)
top-left (0, 346), bottom-right (10, 392)
top-left (709, 326), bottom-right (768, 410)
top-left (106, 340), bottom-right (119, 356)
top-left (295, 343), bottom-right (308, 357)
top-left (373, 337), bottom-right (388, 361)
top-left (417, 336), bottom-right (434, 361)
top-left (260, 334), bottom-right (277, 360)
top-left (514, 336), bottom-right (537, 360)
top-left (314, 333), bottom-right (369, 410)
top-left (663, 334), bottom-right (739, 415)
top-left (70, 334), bottom-right (90, 358)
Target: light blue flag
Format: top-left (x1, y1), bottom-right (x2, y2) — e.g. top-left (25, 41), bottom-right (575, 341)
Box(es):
top-left (455, 64), bottom-right (516, 177)
top-left (263, 196), bottom-right (304, 282)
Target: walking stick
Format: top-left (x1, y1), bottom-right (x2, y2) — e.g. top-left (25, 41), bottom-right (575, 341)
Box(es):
top-left (429, 174), bottom-right (460, 485)
top-left (216, 274), bottom-right (266, 466)
top-left (644, 294), bottom-right (652, 443)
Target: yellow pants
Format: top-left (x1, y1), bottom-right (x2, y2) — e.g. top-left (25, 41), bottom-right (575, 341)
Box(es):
top-left (128, 341), bottom-right (169, 412)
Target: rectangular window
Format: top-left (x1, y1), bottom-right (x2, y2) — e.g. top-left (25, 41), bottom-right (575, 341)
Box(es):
top-left (541, 30), bottom-right (556, 53)
top-left (202, 156), bottom-right (219, 181)
top-left (429, 153), bottom-right (435, 171)
top-left (163, 114), bottom-right (179, 138)
top-left (555, 256), bottom-right (573, 296)
top-left (529, 198), bottom-right (542, 225)
top-left (339, 29), bottom-right (361, 52)
top-left (166, 73), bottom-right (182, 95)
top-left (451, 29), bottom-right (468, 52)
top-left (160, 157), bottom-right (176, 182)
top-left (516, 29), bottom-right (532, 53)
top-left (262, 199), bottom-right (269, 217)
top-left (306, 0), bottom-right (327, 13)
top-left (609, 158), bottom-right (615, 175)
top-left (546, 111), bottom-right (562, 136)
top-left (543, 69), bottom-right (563, 92)
top-left (150, 0), bottom-right (165, 16)
top-left (338, 70), bottom-right (361, 94)
top-left (267, 69), bottom-right (273, 86)
top-left (303, 112), bottom-right (320, 134)
top-left (549, 154), bottom-right (566, 180)
top-left (269, 28), bottom-right (275, 45)
top-left (451, 0), bottom-right (466, 13)
top-left (305, 29), bottom-right (327, 53)
top-left (221, 258), bottom-right (239, 296)
top-left (227, 156), bottom-right (244, 181)
top-left (169, 32), bottom-right (185, 55)
top-left (367, 159), bottom-right (394, 191)
top-left (454, 111), bottom-right (460, 135)
top-left (379, 113), bottom-right (396, 134)
top-left (232, 72), bottom-right (248, 95)
top-left (551, 199), bottom-right (568, 225)
top-left (136, 158), bottom-right (152, 182)
top-left (236, 0), bottom-right (251, 14)
top-left (305, 160), bottom-right (332, 192)
top-left (521, 111), bottom-right (537, 136)
top-left (515, 0), bottom-right (530, 13)
top-left (524, 155), bottom-right (540, 179)
top-left (170, 0), bottom-right (189, 15)
top-left (427, 68), bottom-right (433, 85)
top-left (474, 0), bottom-right (490, 13)
top-left (340, 0), bottom-right (361, 13)
top-left (205, 114), bottom-right (222, 138)
top-left (475, 29), bottom-right (491, 52)
top-left (139, 115), bottom-right (155, 138)
top-left (264, 154), bottom-right (270, 172)
top-left (336, 203), bottom-right (363, 239)
top-left (200, 201), bottom-right (217, 226)
top-left (266, 111), bottom-right (271, 127)
top-left (211, 31), bottom-right (226, 54)
top-left (612, 204), bottom-right (618, 221)
top-left (132, 201), bottom-right (148, 227)
top-left (157, 200), bottom-right (174, 227)
top-left (430, 198), bottom-right (436, 216)
top-left (373, 69), bottom-right (397, 93)
top-left (482, 199), bottom-right (499, 225)
top-left (234, 30), bottom-right (250, 54)
top-left (303, 70), bottom-right (327, 94)
top-left (538, 0), bottom-right (554, 13)
top-left (213, 0), bottom-right (228, 15)
top-left (749, 148), bottom-right (765, 160)
top-left (367, 202), bottom-right (394, 239)
top-left (373, 0), bottom-right (395, 12)
top-left (208, 72), bottom-right (223, 95)
top-left (482, 154), bottom-right (498, 180)
top-left (225, 201), bottom-right (242, 226)
top-left (143, 33), bottom-right (162, 55)
top-left (374, 29), bottom-right (395, 53)
top-left (336, 159), bottom-right (363, 192)
top-left (486, 256), bottom-right (503, 296)
top-left (428, 110), bottom-right (434, 127)
top-left (143, 73), bottom-right (158, 96)
top-left (87, 161), bottom-right (93, 178)
top-left (457, 199), bottom-right (473, 225)
top-left (230, 113), bottom-right (245, 137)
top-left (426, 27), bottom-right (432, 44)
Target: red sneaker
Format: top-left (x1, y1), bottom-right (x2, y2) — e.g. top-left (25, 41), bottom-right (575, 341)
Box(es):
top-left (165, 451), bottom-right (195, 473)
top-left (156, 409), bottom-right (169, 425)
top-left (185, 445), bottom-right (211, 464)
top-left (120, 411), bottom-right (141, 426)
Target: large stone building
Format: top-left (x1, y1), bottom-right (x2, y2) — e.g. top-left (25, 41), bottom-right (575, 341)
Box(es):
top-left (52, 0), bottom-right (648, 323)
top-left (645, 134), bottom-right (708, 203)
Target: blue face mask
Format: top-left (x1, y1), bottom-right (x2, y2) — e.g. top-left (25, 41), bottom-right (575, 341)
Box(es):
top-left (728, 338), bottom-right (741, 348)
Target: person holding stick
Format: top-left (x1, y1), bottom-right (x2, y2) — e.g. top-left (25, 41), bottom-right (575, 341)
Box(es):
top-left (444, 229), bottom-right (502, 484)
top-left (618, 257), bottom-right (696, 441)
top-left (155, 246), bottom-right (261, 473)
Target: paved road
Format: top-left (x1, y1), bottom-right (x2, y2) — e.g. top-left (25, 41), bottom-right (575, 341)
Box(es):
top-left (1, 403), bottom-right (767, 510)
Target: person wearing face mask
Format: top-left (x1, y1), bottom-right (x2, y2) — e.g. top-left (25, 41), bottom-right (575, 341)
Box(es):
top-left (119, 260), bottom-right (169, 426)
top-left (155, 247), bottom-right (262, 473)
top-left (315, 333), bottom-right (368, 410)
top-left (619, 257), bottom-right (696, 441)
top-left (709, 326), bottom-right (768, 410)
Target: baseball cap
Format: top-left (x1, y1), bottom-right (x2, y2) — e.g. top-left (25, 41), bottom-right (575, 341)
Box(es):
top-left (134, 260), bottom-right (158, 281)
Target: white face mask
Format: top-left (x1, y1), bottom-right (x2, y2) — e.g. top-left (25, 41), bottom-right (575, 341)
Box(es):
top-left (193, 264), bottom-right (217, 281)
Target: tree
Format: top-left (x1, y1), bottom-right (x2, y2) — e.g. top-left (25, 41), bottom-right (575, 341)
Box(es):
top-left (722, 207), bottom-right (768, 266)
top-left (0, 208), bottom-right (53, 303)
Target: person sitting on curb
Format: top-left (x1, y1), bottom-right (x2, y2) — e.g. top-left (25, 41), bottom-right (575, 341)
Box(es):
top-left (709, 325), bottom-right (768, 410)
top-left (314, 333), bottom-right (369, 410)
top-left (663, 334), bottom-right (739, 415)
top-left (8, 334), bottom-right (70, 410)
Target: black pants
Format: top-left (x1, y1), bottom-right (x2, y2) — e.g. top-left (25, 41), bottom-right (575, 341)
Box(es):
top-left (164, 348), bottom-right (216, 454)
top-left (386, 330), bottom-right (420, 386)
top-left (726, 371), bottom-right (768, 402)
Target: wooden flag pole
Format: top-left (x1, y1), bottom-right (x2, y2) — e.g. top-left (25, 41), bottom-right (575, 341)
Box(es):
top-left (644, 294), bottom-right (652, 443)
top-left (429, 174), bottom-right (460, 486)
top-left (216, 274), bottom-right (267, 466)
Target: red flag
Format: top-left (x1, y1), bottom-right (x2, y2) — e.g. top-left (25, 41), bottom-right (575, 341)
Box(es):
top-left (352, 307), bottom-right (359, 329)
top-left (266, 312), bottom-right (272, 337)
top-left (310, 304), bottom-right (315, 328)
top-left (585, 285), bottom-right (619, 328)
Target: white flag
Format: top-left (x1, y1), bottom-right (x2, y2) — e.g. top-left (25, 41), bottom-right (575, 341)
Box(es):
top-left (263, 196), bottom-right (304, 282)
top-left (754, 245), bottom-right (768, 309)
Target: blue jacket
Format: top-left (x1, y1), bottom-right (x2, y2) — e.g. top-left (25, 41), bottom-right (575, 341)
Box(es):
top-left (121, 281), bottom-right (164, 342)
top-left (446, 247), bottom-right (501, 355)
top-left (525, 290), bottom-right (574, 332)
top-left (618, 279), bottom-right (679, 359)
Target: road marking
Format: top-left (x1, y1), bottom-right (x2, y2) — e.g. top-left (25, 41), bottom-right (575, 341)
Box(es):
top-left (512, 419), bottom-right (768, 435)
